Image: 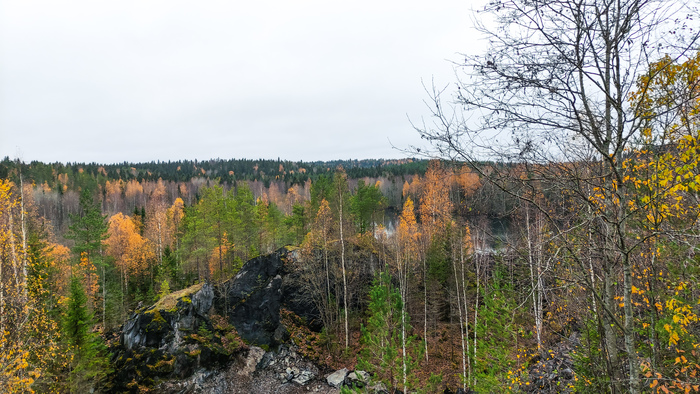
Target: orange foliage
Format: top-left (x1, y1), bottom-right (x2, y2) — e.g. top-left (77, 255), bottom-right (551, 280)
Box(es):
top-left (208, 236), bottom-right (233, 281)
top-left (145, 180), bottom-right (171, 263)
top-left (167, 198), bottom-right (185, 238)
top-left (419, 161), bottom-right (453, 237)
top-left (286, 187), bottom-right (300, 214)
top-left (57, 173), bottom-right (69, 186)
top-left (47, 243), bottom-right (71, 299)
top-left (397, 197), bottom-right (420, 258)
top-left (76, 252), bottom-right (100, 311)
top-left (104, 180), bottom-right (123, 213)
top-left (453, 166), bottom-right (480, 196)
top-left (106, 213), bottom-right (154, 281)
top-left (268, 183), bottom-right (285, 210)
top-left (125, 180), bottom-right (144, 208)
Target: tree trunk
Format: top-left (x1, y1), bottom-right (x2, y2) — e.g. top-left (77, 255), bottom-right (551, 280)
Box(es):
top-left (398, 247), bottom-right (408, 394)
top-left (19, 175), bottom-right (27, 304)
top-left (339, 191), bottom-right (349, 349)
top-left (453, 229), bottom-right (467, 390)
top-left (473, 228), bottom-right (481, 388)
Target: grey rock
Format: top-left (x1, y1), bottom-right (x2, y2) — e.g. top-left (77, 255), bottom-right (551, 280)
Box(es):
top-left (347, 370), bottom-right (370, 388)
top-left (257, 351), bottom-right (275, 370)
top-left (122, 282), bottom-right (215, 352)
top-left (369, 382), bottom-right (389, 393)
top-left (292, 370), bottom-right (316, 385)
top-left (192, 282), bottom-right (215, 316)
top-left (348, 370), bottom-right (369, 382)
top-left (111, 249), bottom-right (325, 392)
top-left (274, 324), bottom-right (291, 343)
top-left (239, 346), bottom-right (265, 377)
top-left (326, 368), bottom-right (349, 388)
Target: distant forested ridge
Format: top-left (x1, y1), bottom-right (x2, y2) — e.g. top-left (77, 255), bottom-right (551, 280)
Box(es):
top-left (0, 157), bottom-right (429, 188)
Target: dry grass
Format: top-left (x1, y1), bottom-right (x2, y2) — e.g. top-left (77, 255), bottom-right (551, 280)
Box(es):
top-left (147, 282), bottom-right (204, 313)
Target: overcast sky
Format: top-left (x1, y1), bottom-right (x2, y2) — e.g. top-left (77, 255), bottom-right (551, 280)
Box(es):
top-left (0, 0), bottom-right (487, 164)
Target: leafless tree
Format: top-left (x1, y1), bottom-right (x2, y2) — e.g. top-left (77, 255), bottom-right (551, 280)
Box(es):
top-left (413, 0), bottom-right (699, 392)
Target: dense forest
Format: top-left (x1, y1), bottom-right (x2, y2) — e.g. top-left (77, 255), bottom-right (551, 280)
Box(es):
top-left (3, 1), bottom-right (700, 393)
top-left (0, 158), bottom-right (429, 189)
top-left (0, 156), bottom-right (501, 392)
top-left (2, 120), bottom-right (700, 393)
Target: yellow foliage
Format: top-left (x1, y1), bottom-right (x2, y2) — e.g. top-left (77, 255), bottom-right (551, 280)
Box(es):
top-left (106, 212), bottom-right (155, 280)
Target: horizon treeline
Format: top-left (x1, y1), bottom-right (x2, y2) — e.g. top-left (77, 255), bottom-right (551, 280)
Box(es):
top-left (0, 157), bottom-right (429, 188)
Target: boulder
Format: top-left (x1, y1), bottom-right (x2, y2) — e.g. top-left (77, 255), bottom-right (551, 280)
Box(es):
top-left (110, 282), bottom-right (238, 392)
top-left (122, 282), bottom-right (214, 351)
top-left (239, 346), bottom-right (266, 377)
top-left (523, 334), bottom-right (578, 393)
top-left (369, 382), bottom-right (389, 393)
top-left (219, 247), bottom-right (320, 346)
top-left (326, 368), bottom-right (349, 388)
top-left (347, 370), bottom-right (370, 387)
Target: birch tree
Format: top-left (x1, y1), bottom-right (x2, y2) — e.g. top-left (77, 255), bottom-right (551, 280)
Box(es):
top-left (414, 0), bottom-right (699, 391)
top-left (396, 197), bottom-right (420, 392)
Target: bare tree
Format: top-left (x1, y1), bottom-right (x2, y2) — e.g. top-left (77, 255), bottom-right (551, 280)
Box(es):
top-left (413, 0), bottom-right (699, 392)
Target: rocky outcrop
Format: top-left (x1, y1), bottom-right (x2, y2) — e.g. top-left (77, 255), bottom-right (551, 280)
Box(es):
top-left (122, 282), bottom-right (214, 351)
top-left (218, 248), bottom-right (320, 347)
top-left (109, 282), bottom-right (241, 392)
top-left (108, 247), bottom-right (323, 392)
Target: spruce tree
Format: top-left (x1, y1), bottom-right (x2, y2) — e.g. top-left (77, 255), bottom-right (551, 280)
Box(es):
top-left (66, 189), bottom-right (108, 261)
top-left (64, 275), bottom-right (111, 393)
top-left (66, 188), bottom-right (110, 327)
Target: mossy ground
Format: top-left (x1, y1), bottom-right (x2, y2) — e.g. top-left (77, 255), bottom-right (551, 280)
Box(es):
top-left (147, 282), bottom-right (204, 313)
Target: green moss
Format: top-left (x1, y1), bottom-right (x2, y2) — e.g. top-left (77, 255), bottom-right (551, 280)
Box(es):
top-left (181, 296), bottom-right (191, 304)
top-left (147, 282), bottom-right (204, 313)
top-left (151, 310), bottom-right (166, 323)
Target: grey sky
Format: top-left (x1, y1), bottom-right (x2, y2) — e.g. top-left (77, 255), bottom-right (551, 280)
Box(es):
top-left (0, 0), bottom-right (486, 164)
